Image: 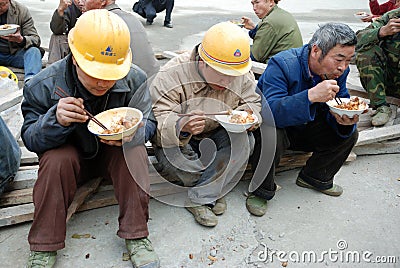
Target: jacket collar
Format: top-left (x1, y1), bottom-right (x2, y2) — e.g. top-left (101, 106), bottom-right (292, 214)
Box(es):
top-left (299, 44), bottom-right (313, 82)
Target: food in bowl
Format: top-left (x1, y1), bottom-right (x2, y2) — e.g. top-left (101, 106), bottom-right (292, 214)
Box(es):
top-left (333, 97), bottom-right (367, 111)
top-left (228, 110), bottom-right (255, 124)
top-left (100, 116), bottom-right (139, 135)
top-left (0, 24), bottom-right (11, 30)
top-left (354, 12), bottom-right (369, 19)
top-left (326, 97), bottom-right (369, 118)
top-left (87, 107), bottom-right (143, 141)
top-left (215, 110), bottom-right (258, 133)
top-left (0, 24), bottom-right (18, 36)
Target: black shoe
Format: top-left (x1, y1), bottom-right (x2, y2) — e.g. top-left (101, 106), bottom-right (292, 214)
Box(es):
top-left (164, 22), bottom-right (173, 28)
top-left (146, 20), bottom-right (153, 25)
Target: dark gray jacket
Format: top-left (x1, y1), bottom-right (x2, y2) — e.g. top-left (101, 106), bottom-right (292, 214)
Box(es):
top-left (50, 2), bottom-right (81, 35)
top-left (21, 55), bottom-right (156, 158)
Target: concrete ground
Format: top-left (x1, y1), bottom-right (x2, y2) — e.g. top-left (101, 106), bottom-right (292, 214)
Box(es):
top-left (1, 0), bottom-right (399, 267)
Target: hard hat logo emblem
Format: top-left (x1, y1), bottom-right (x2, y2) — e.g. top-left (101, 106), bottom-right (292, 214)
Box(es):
top-left (101, 46), bottom-right (116, 57)
top-left (233, 49), bottom-right (242, 57)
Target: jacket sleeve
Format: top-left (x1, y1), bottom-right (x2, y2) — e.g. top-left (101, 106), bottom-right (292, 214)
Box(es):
top-left (21, 83), bottom-right (75, 154)
top-left (251, 20), bottom-right (278, 63)
top-left (18, 8), bottom-right (41, 49)
top-left (236, 73), bottom-right (262, 125)
top-left (259, 56), bottom-right (314, 128)
top-left (50, 9), bottom-right (65, 35)
top-left (356, 15), bottom-right (386, 52)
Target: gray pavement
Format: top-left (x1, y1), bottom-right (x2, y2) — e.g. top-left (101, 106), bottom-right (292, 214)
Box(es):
top-left (1, 0), bottom-right (399, 267)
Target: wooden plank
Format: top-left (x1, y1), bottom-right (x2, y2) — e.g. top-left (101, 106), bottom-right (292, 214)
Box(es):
top-left (0, 90), bottom-right (23, 113)
top-left (0, 188), bottom-right (32, 207)
top-left (356, 124), bottom-right (400, 146)
top-left (66, 177), bottom-right (103, 222)
top-left (20, 146), bottom-right (38, 164)
top-left (77, 190), bottom-right (117, 212)
top-left (6, 168), bottom-right (37, 191)
top-left (353, 139), bottom-right (400, 155)
top-left (0, 203), bottom-right (34, 227)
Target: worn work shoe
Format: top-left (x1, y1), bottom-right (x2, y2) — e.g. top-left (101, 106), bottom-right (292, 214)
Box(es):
top-left (246, 194), bottom-right (268, 216)
top-left (26, 251), bottom-right (57, 268)
top-left (296, 177), bottom-right (343, 197)
top-left (211, 197), bottom-right (227, 215)
top-left (186, 205), bottom-right (218, 227)
top-left (126, 238), bottom-right (160, 268)
top-left (163, 22), bottom-right (173, 28)
top-left (371, 105), bottom-right (392, 126)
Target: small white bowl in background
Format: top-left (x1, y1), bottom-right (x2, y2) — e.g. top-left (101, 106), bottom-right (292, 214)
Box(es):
top-left (354, 12), bottom-right (369, 20)
top-left (326, 98), bottom-right (369, 118)
top-left (215, 110), bottom-right (258, 133)
top-left (87, 107), bottom-right (143, 141)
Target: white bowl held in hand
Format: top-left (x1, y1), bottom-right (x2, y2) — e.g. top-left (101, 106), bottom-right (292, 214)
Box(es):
top-left (354, 12), bottom-right (369, 20)
top-left (0, 24), bottom-right (18, 36)
top-left (326, 97), bottom-right (368, 118)
top-left (87, 107), bottom-right (143, 141)
top-left (215, 110), bottom-right (258, 133)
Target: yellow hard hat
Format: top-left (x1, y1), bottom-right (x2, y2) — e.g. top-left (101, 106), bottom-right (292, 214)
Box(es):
top-left (68, 9), bottom-right (132, 80)
top-left (198, 22), bottom-right (251, 76)
top-left (0, 66), bottom-right (18, 85)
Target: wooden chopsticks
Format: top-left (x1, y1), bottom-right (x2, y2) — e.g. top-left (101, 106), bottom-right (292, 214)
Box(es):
top-left (54, 86), bottom-right (109, 131)
top-left (177, 111), bottom-right (232, 117)
top-left (323, 74), bottom-right (343, 105)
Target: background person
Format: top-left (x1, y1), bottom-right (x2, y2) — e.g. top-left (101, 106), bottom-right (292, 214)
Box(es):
top-left (21, 10), bottom-right (159, 268)
top-left (150, 22), bottom-right (262, 227)
top-left (83, 0), bottom-right (160, 78)
top-left (242, 0), bottom-right (302, 65)
top-left (133, 0), bottom-right (174, 28)
top-left (0, 0), bottom-right (42, 83)
top-left (47, 0), bottom-right (83, 65)
top-left (356, 8), bottom-right (400, 126)
top-left (247, 23), bottom-right (359, 217)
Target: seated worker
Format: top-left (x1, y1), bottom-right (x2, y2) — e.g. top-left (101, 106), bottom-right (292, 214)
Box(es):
top-left (133, 0), bottom-right (174, 28)
top-left (150, 22), bottom-right (262, 227)
top-left (0, 0), bottom-right (42, 83)
top-left (0, 115), bottom-right (21, 195)
top-left (21, 10), bottom-right (159, 268)
top-left (356, 8), bottom-right (400, 126)
top-left (247, 23), bottom-right (359, 217)
top-left (48, 0), bottom-right (83, 65)
top-left (242, 0), bottom-right (302, 64)
top-left (83, 0), bottom-right (160, 78)
top-left (362, 0), bottom-right (400, 22)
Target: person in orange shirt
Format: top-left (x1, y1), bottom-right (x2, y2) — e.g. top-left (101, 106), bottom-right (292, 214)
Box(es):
top-left (361, 0), bottom-right (400, 22)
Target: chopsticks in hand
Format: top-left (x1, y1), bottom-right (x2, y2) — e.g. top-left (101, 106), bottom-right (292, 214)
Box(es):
top-left (323, 74), bottom-right (342, 105)
top-left (54, 86), bottom-right (109, 131)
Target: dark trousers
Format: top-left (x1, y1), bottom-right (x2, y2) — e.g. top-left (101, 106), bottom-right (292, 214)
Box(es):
top-left (250, 114), bottom-right (358, 200)
top-left (141, 0), bottom-right (174, 23)
top-left (28, 144), bottom-right (150, 251)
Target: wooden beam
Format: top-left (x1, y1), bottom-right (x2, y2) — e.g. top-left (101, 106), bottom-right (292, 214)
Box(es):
top-left (66, 177), bottom-right (103, 222)
top-left (353, 139), bottom-right (400, 155)
top-left (0, 188), bottom-right (32, 207)
top-left (0, 90), bottom-right (23, 113)
top-left (0, 203), bottom-right (34, 227)
top-left (356, 124), bottom-right (400, 146)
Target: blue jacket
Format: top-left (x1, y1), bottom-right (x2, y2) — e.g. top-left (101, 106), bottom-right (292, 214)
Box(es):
top-left (21, 55), bottom-right (156, 158)
top-left (257, 44), bottom-right (356, 138)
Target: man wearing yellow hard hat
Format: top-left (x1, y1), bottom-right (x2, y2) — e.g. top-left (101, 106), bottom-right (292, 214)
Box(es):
top-left (21, 9), bottom-right (159, 268)
top-left (150, 22), bottom-right (262, 227)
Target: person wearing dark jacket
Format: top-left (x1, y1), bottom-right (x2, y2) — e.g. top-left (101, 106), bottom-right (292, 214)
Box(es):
top-left (133, 0), bottom-right (174, 28)
top-left (0, 0), bottom-right (42, 83)
top-left (22, 10), bottom-right (159, 268)
top-left (247, 23), bottom-right (359, 217)
top-left (47, 0), bottom-right (83, 64)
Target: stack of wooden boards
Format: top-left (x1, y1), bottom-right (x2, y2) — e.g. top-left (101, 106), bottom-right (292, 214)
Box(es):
top-left (1, 52), bottom-right (400, 228)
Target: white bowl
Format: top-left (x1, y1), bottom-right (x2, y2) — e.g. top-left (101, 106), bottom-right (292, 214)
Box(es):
top-left (87, 107), bottom-right (143, 141)
top-left (215, 110), bottom-right (258, 133)
top-left (0, 24), bottom-right (18, 36)
top-left (354, 12), bottom-right (369, 20)
top-left (326, 98), bottom-right (369, 118)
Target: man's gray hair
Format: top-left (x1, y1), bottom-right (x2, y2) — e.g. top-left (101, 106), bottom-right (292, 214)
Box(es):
top-left (308, 22), bottom-right (357, 58)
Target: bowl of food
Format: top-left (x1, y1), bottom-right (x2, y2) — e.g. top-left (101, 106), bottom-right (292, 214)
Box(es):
top-left (230, 20), bottom-right (245, 28)
top-left (87, 107), bottom-right (143, 141)
top-left (215, 110), bottom-right (258, 133)
top-left (326, 97), bottom-right (369, 118)
top-left (0, 24), bottom-right (18, 36)
top-left (354, 12), bottom-right (369, 20)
